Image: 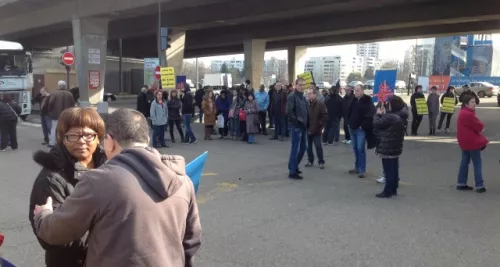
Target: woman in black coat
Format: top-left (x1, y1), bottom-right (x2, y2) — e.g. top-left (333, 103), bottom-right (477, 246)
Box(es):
top-left (167, 90), bottom-right (184, 143)
top-left (0, 94), bottom-right (21, 151)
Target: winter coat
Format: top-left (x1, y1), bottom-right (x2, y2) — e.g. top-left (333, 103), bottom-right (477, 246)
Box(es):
top-left (272, 90), bottom-right (287, 116)
top-left (286, 91), bottom-right (309, 130)
top-left (136, 92), bottom-right (150, 117)
top-left (342, 93), bottom-right (354, 119)
top-left (195, 89), bottom-right (205, 106)
top-left (29, 145), bottom-right (107, 267)
top-left (215, 96), bottom-right (231, 119)
top-left (307, 99), bottom-right (328, 136)
top-left (33, 147), bottom-right (201, 267)
top-left (254, 90), bottom-right (269, 111)
top-left (410, 91), bottom-right (425, 115)
top-left (426, 93), bottom-right (440, 114)
top-left (244, 100), bottom-right (259, 134)
top-left (33, 92), bottom-right (50, 116)
top-left (440, 90), bottom-right (458, 114)
top-left (47, 89), bottom-right (76, 120)
top-left (459, 90), bottom-right (480, 105)
top-left (268, 88), bottom-right (276, 111)
top-left (325, 93), bottom-right (343, 120)
top-left (167, 97), bottom-right (182, 121)
top-left (181, 91), bottom-right (195, 115)
top-left (0, 101), bottom-right (20, 122)
top-left (202, 98), bottom-right (217, 126)
top-left (348, 94), bottom-right (375, 130)
top-left (373, 112), bottom-right (405, 157)
top-left (457, 107), bottom-right (488, 151)
top-left (150, 99), bottom-right (168, 126)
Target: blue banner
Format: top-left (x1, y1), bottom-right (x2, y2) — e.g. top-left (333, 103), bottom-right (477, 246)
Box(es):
top-left (1, 257), bottom-right (17, 267)
top-left (372, 69), bottom-right (397, 103)
top-left (176, 76), bottom-right (187, 90)
top-left (185, 151), bottom-right (208, 194)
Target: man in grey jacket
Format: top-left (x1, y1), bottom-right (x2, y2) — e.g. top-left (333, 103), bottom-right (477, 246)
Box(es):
top-left (426, 86), bottom-right (440, 135)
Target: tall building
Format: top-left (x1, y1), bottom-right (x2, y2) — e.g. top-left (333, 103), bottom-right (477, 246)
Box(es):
top-left (210, 58), bottom-right (244, 72)
top-left (304, 56), bottom-right (365, 83)
top-left (415, 42), bottom-right (434, 77)
top-left (357, 43), bottom-right (380, 59)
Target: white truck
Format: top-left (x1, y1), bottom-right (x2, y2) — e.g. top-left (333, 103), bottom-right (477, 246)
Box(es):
top-left (203, 73), bottom-right (232, 96)
top-left (0, 41), bottom-right (33, 119)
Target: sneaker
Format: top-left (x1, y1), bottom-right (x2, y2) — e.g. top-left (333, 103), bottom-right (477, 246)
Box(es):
top-left (319, 164), bottom-right (325, 169)
top-left (297, 169), bottom-right (303, 175)
top-left (305, 162), bottom-right (313, 167)
top-left (345, 140), bottom-right (351, 145)
top-left (348, 169), bottom-right (358, 174)
top-left (358, 173), bottom-right (366, 178)
top-left (445, 128), bottom-right (451, 133)
top-left (189, 140), bottom-right (197, 144)
top-left (377, 177), bottom-right (386, 183)
top-left (323, 142), bottom-right (329, 146)
top-left (41, 141), bottom-right (49, 145)
top-left (0, 149), bottom-right (6, 152)
top-left (456, 185), bottom-right (473, 191)
top-left (376, 192), bottom-right (392, 198)
top-left (476, 187), bottom-right (486, 193)
top-left (288, 173), bottom-right (303, 180)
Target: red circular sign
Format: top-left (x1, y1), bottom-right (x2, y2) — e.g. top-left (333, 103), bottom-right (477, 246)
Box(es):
top-left (62, 52), bottom-right (75, 66)
top-left (154, 66), bottom-right (161, 80)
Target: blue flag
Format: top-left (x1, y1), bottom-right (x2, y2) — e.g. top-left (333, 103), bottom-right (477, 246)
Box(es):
top-left (1, 257), bottom-right (17, 267)
top-left (372, 69), bottom-right (397, 103)
top-left (185, 151), bottom-right (208, 194)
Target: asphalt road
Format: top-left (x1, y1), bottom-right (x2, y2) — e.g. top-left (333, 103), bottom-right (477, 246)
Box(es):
top-left (2, 97), bottom-right (500, 266)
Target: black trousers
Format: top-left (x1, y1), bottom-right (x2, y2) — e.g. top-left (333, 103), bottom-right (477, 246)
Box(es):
top-left (218, 116), bottom-right (229, 137)
top-left (258, 111), bottom-right (267, 134)
top-left (0, 120), bottom-right (18, 150)
top-left (268, 108), bottom-right (274, 128)
top-left (438, 113), bottom-right (453, 130)
top-left (343, 118), bottom-right (351, 141)
top-left (411, 111), bottom-right (423, 134)
top-left (168, 119), bottom-right (184, 142)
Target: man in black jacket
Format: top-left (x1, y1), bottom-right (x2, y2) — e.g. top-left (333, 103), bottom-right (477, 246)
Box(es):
top-left (409, 85), bottom-right (425, 135)
top-left (286, 78), bottom-right (308, 180)
top-left (347, 85), bottom-right (375, 178)
top-left (136, 85), bottom-right (151, 118)
top-left (182, 84), bottom-right (197, 144)
top-left (341, 86), bottom-right (354, 144)
top-left (373, 95), bottom-right (406, 198)
top-left (268, 84), bottom-right (276, 128)
top-left (323, 86), bottom-right (343, 145)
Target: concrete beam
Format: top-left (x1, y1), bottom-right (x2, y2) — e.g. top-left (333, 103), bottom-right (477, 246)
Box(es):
top-left (166, 31), bottom-right (186, 76)
top-left (287, 46), bottom-right (307, 84)
top-left (244, 39), bottom-right (266, 88)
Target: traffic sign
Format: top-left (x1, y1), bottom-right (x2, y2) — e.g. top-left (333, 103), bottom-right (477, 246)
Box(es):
top-left (62, 52), bottom-right (75, 66)
top-left (154, 66), bottom-right (161, 80)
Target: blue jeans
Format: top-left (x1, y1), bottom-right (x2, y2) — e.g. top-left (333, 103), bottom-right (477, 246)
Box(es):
top-left (288, 127), bottom-right (307, 175)
top-left (248, 134), bottom-right (256, 143)
top-left (349, 127), bottom-right (366, 173)
top-left (273, 114), bottom-right (286, 138)
top-left (325, 117), bottom-right (340, 143)
top-left (41, 115), bottom-right (51, 142)
top-left (183, 115), bottom-right (196, 143)
top-left (457, 149), bottom-right (484, 188)
top-left (152, 125), bottom-right (166, 147)
top-left (232, 117), bottom-right (240, 137)
top-left (382, 157), bottom-right (399, 194)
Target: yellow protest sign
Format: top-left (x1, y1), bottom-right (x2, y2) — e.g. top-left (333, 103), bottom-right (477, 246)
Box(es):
top-left (160, 67), bottom-right (176, 88)
top-left (297, 72), bottom-right (314, 88)
top-left (415, 98), bottom-right (428, 115)
top-left (441, 97), bottom-right (456, 113)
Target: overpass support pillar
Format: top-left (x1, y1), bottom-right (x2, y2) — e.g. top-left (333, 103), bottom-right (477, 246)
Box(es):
top-left (166, 31), bottom-right (186, 75)
top-left (72, 17), bottom-right (109, 106)
top-left (287, 46), bottom-right (307, 84)
top-left (244, 39), bottom-right (266, 87)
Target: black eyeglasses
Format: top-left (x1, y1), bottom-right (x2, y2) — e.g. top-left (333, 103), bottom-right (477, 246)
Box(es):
top-left (65, 133), bottom-right (97, 142)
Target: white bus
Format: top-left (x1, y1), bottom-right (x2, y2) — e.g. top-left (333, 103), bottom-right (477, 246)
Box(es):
top-left (0, 40), bottom-right (33, 119)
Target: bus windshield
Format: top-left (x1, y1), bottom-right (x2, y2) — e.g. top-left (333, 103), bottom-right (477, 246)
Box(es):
top-left (0, 50), bottom-right (26, 76)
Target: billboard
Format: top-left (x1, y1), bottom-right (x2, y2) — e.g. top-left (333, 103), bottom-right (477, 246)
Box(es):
top-left (372, 69), bottom-right (397, 103)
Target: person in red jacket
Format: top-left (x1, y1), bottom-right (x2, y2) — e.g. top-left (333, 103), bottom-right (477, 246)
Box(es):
top-left (456, 94), bottom-right (488, 193)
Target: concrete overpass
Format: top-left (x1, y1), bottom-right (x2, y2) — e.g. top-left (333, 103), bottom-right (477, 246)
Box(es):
top-left (0, 0), bottom-right (499, 104)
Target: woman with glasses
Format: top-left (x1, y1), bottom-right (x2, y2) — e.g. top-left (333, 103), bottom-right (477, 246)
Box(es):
top-left (29, 107), bottom-right (106, 267)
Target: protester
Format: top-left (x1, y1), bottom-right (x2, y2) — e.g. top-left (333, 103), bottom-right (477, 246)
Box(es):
top-left (286, 78), bottom-right (308, 180)
top-left (244, 93), bottom-right (259, 144)
top-left (0, 94), bottom-right (21, 151)
top-left (46, 81), bottom-right (76, 147)
top-left (267, 84), bottom-right (277, 128)
top-left (305, 88), bottom-right (328, 169)
top-left (231, 90), bottom-right (246, 140)
top-left (150, 90), bottom-right (169, 148)
top-left (255, 85), bottom-right (269, 135)
top-left (459, 84), bottom-right (480, 105)
top-left (29, 107), bottom-right (106, 267)
top-left (437, 86), bottom-right (458, 133)
top-left (373, 96), bottom-right (406, 198)
top-left (195, 86), bottom-right (205, 123)
top-left (270, 83), bottom-right (287, 141)
top-left (181, 84), bottom-right (197, 144)
top-left (323, 86), bottom-right (343, 145)
top-left (215, 90), bottom-right (231, 139)
top-left (341, 86), bottom-right (354, 144)
top-left (456, 94), bottom-right (488, 193)
top-left (136, 85), bottom-right (151, 118)
top-left (167, 90), bottom-right (184, 143)
top-left (348, 85), bottom-right (375, 178)
top-left (32, 87), bottom-right (51, 145)
top-left (410, 85), bottom-right (425, 135)
top-left (426, 86), bottom-right (440, 135)
top-left (202, 91), bottom-right (216, 140)
top-left (33, 108), bottom-right (202, 267)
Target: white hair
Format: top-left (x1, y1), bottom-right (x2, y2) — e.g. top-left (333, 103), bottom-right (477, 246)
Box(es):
top-left (57, 80), bottom-right (67, 90)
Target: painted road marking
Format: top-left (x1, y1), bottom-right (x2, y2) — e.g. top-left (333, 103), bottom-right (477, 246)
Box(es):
top-left (19, 122), bottom-right (41, 128)
top-left (202, 172), bottom-right (217, 176)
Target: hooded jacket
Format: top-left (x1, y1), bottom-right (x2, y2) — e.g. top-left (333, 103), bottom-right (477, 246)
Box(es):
top-left (150, 99), bottom-right (168, 126)
top-left (373, 112), bottom-right (405, 157)
top-left (254, 90), bottom-right (269, 111)
top-left (29, 145), bottom-right (107, 267)
top-left (34, 147), bottom-right (202, 267)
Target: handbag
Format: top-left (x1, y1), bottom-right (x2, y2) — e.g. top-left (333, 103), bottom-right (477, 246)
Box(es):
top-left (238, 109), bottom-right (246, 121)
top-left (216, 114), bottom-right (224, 128)
top-left (6, 103), bottom-right (22, 123)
